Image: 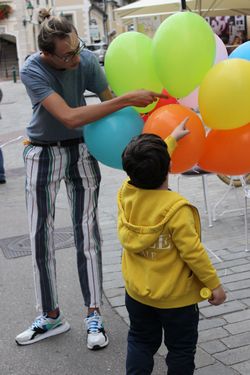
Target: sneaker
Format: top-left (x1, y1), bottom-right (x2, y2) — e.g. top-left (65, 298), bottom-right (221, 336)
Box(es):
top-left (85, 311), bottom-right (109, 350)
top-left (15, 313), bottom-right (70, 346)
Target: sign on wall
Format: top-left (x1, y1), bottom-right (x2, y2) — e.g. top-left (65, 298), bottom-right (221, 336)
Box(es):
top-left (206, 16), bottom-right (247, 45)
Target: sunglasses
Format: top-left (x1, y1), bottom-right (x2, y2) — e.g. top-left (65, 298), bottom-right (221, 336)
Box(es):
top-left (53, 37), bottom-right (86, 63)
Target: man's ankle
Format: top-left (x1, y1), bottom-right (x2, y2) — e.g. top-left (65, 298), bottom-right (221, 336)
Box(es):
top-left (46, 308), bottom-right (60, 319)
top-left (87, 307), bottom-right (100, 317)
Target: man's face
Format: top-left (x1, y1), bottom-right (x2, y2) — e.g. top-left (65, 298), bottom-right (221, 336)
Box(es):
top-left (48, 32), bottom-right (82, 70)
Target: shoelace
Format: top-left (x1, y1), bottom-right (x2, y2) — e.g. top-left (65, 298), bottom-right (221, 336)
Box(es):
top-left (86, 314), bottom-right (102, 333)
top-left (31, 314), bottom-right (49, 330)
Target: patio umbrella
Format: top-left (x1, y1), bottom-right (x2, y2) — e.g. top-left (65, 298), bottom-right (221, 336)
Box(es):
top-left (116, 0), bottom-right (250, 19)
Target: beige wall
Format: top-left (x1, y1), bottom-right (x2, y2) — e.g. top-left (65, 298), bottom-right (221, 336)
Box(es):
top-left (55, 0), bottom-right (90, 41)
top-left (57, 0), bottom-right (82, 6)
top-left (0, 0), bottom-right (33, 71)
top-left (0, 0), bottom-right (89, 73)
top-left (0, 0), bottom-right (101, 72)
top-left (89, 9), bottom-right (104, 42)
top-left (106, 2), bottom-right (125, 41)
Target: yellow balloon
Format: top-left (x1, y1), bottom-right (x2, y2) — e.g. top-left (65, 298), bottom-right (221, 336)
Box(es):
top-left (199, 59), bottom-right (250, 130)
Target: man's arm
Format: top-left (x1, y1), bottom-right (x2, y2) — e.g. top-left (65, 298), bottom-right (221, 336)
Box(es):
top-left (98, 87), bottom-right (114, 102)
top-left (41, 90), bottom-right (167, 129)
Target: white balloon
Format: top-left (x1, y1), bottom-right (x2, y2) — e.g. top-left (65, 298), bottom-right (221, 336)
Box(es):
top-left (214, 34), bottom-right (228, 64)
top-left (178, 87), bottom-right (199, 110)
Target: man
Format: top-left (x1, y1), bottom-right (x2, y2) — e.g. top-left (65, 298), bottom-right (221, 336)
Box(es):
top-left (16, 15), bottom-right (165, 349)
top-left (0, 148), bottom-right (6, 184)
top-left (0, 88), bottom-right (6, 184)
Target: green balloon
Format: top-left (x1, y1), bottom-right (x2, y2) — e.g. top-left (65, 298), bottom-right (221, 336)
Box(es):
top-left (104, 31), bottom-right (163, 113)
top-left (153, 12), bottom-right (216, 98)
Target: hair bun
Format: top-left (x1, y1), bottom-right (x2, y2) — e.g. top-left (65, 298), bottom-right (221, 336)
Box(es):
top-left (38, 8), bottom-right (51, 24)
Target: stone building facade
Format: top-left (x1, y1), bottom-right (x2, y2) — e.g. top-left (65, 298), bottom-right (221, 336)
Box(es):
top-left (0, 0), bottom-right (127, 80)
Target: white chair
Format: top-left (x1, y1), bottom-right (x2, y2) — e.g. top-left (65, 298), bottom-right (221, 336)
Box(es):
top-left (240, 176), bottom-right (250, 252)
top-left (212, 175), bottom-right (249, 252)
top-left (176, 167), bottom-right (213, 228)
top-left (212, 176), bottom-right (244, 221)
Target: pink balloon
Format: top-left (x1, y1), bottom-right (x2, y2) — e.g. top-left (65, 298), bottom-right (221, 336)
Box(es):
top-left (214, 34), bottom-right (228, 64)
top-left (178, 87), bottom-right (199, 110)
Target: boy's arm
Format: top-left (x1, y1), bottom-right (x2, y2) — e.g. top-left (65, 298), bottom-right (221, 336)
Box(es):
top-left (165, 117), bottom-right (190, 156)
top-left (165, 136), bottom-right (177, 157)
top-left (170, 205), bottom-right (221, 291)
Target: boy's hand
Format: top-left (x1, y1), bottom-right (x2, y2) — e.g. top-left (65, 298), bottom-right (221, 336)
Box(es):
top-left (171, 117), bottom-right (190, 141)
top-left (208, 285), bottom-right (227, 306)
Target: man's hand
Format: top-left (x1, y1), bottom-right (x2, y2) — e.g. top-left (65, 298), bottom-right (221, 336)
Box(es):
top-left (123, 90), bottom-right (168, 107)
top-left (208, 285), bottom-right (227, 306)
top-left (171, 117), bottom-right (190, 141)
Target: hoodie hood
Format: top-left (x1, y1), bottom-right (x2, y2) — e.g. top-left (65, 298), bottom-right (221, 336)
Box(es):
top-left (117, 180), bottom-right (190, 253)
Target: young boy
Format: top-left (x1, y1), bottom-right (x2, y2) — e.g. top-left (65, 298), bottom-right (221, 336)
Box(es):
top-left (117, 124), bottom-right (226, 375)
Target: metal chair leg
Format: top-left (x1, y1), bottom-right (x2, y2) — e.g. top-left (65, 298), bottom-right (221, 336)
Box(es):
top-left (212, 177), bottom-right (234, 221)
top-left (202, 175), bottom-right (213, 227)
top-left (245, 196), bottom-right (249, 252)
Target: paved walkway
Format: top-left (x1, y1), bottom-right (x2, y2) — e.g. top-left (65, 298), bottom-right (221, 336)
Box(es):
top-left (1, 80), bottom-right (250, 374)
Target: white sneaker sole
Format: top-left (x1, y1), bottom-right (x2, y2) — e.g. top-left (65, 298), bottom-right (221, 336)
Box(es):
top-left (15, 321), bottom-right (71, 346)
top-left (87, 335), bottom-right (109, 350)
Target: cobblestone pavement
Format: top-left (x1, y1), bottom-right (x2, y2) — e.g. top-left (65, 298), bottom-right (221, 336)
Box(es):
top-left (1, 80), bottom-right (250, 374)
top-left (99, 168), bottom-right (250, 375)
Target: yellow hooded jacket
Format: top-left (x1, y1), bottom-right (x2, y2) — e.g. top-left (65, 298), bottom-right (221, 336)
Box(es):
top-left (117, 137), bottom-right (221, 309)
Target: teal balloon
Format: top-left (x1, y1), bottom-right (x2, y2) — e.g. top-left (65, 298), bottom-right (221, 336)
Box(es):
top-left (229, 41), bottom-right (250, 61)
top-left (84, 107), bottom-right (144, 169)
top-left (153, 12), bottom-right (216, 98)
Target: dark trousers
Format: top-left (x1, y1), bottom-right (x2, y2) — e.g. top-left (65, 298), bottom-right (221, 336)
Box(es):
top-left (125, 293), bottom-right (199, 375)
top-left (0, 148), bottom-right (5, 180)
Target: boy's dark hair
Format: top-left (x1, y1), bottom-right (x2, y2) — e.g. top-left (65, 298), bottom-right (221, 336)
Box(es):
top-left (122, 133), bottom-right (171, 189)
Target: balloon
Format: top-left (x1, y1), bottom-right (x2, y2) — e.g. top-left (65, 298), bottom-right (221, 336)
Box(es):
top-left (178, 87), bottom-right (199, 110)
top-left (141, 114), bottom-right (149, 123)
top-left (199, 59), bottom-right (250, 130)
top-left (149, 89), bottom-right (178, 112)
top-left (153, 12), bottom-right (215, 98)
top-left (229, 41), bottom-right (250, 61)
top-left (198, 123), bottom-right (250, 175)
top-left (143, 104), bottom-right (206, 173)
top-left (104, 32), bottom-right (163, 113)
top-left (214, 34), bottom-right (228, 64)
top-left (146, 89), bottom-right (178, 117)
top-left (179, 35), bottom-right (228, 111)
top-left (84, 107), bottom-right (144, 169)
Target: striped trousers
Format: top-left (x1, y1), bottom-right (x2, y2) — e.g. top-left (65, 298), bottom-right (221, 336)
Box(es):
top-left (23, 142), bottom-right (102, 313)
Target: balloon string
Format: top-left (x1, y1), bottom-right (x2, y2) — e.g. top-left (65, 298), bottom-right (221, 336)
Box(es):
top-left (0, 135), bottom-right (24, 149)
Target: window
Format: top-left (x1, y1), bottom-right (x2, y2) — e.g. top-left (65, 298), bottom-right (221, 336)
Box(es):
top-left (63, 14), bottom-right (73, 25)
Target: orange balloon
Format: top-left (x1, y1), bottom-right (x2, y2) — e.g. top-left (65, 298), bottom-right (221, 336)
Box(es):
top-left (143, 104), bottom-right (206, 173)
top-left (150, 89), bottom-right (178, 113)
top-left (198, 123), bottom-right (250, 175)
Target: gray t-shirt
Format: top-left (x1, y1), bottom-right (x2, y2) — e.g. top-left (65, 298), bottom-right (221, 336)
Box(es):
top-left (21, 50), bottom-right (108, 141)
